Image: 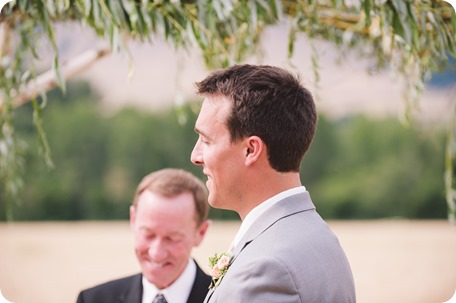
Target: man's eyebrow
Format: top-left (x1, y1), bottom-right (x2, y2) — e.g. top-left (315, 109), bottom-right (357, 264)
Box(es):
top-left (139, 226), bottom-right (152, 232)
top-left (194, 127), bottom-right (208, 138)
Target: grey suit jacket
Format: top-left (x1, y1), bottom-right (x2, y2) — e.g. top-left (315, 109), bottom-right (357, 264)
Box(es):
top-left (205, 192), bottom-right (356, 303)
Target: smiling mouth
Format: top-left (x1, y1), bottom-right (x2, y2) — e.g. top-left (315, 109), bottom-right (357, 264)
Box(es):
top-left (148, 261), bottom-right (169, 269)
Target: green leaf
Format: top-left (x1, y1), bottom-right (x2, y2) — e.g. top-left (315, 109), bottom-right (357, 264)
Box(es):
top-left (32, 97), bottom-right (54, 169)
top-left (288, 20), bottom-right (297, 58)
top-left (250, 0), bottom-right (258, 27)
top-left (91, 0), bottom-right (103, 34)
top-left (83, 0), bottom-right (91, 17)
top-left (106, 0), bottom-right (123, 27)
top-left (17, 0), bottom-right (30, 12)
top-left (45, 0), bottom-right (56, 17)
top-left (363, 0), bottom-right (372, 25)
top-left (405, 1), bottom-right (419, 49)
top-left (53, 55), bottom-right (66, 94)
top-left (389, 2), bottom-right (405, 41)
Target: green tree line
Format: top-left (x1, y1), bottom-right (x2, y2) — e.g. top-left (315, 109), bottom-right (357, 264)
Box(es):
top-left (0, 81), bottom-right (447, 221)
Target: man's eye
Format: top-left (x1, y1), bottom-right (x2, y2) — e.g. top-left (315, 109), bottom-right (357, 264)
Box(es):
top-left (140, 230), bottom-right (154, 239)
top-left (167, 236), bottom-right (183, 243)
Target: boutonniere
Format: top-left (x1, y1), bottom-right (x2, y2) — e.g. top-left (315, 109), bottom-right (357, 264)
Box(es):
top-left (208, 252), bottom-right (232, 289)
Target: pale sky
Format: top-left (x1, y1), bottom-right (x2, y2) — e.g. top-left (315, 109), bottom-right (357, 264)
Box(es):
top-left (50, 22), bottom-right (455, 125)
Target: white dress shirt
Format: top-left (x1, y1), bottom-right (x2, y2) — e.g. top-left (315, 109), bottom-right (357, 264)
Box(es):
top-left (142, 258), bottom-right (196, 303)
top-left (232, 186), bottom-right (307, 250)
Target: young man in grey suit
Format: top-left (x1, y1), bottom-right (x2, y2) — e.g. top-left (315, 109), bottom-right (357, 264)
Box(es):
top-left (191, 64), bottom-right (356, 303)
top-left (76, 168), bottom-right (212, 303)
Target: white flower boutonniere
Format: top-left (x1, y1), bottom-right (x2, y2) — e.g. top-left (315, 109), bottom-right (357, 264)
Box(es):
top-left (208, 252), bottom-right (232, 289)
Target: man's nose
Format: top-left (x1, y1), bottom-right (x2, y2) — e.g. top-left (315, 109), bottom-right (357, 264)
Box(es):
top-left (190, 141), bottom-right (203, 166)
top-left (148, 240), bottom-right (167, 262)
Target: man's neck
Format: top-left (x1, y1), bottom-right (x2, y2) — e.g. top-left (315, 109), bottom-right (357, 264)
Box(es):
top-left (237, 172), bottom-right (302, 220)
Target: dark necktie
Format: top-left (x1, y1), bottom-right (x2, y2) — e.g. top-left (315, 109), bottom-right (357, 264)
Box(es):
top-left (152, 293), bottom-right (168, 303)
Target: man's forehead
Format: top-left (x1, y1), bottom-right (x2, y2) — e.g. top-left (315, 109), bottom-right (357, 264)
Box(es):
top-left (199, 96), bottom-right (230, 120)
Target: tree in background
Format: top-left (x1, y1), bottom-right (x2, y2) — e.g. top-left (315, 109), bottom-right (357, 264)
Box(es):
top-left (1, 81), bottom-right (446, 221)
top-left (0, 0), bottom-right (454, 220)
top-left (302, 115), bottom-right (446, 219)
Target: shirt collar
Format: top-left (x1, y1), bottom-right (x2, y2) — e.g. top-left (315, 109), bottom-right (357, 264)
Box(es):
top-left (232, 186), bottom-right (307, 249)
top-left (142, 258), bottom-right (196, 303)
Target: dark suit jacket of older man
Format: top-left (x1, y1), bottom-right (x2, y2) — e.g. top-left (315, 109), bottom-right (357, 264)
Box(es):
top-left (77, 260), bottom-right (211, 303)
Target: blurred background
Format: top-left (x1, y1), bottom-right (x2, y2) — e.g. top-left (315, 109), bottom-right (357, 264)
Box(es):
top-left (0, 18), bottom-right (455, 303)
top-left (1, 22), bottom-right (453, 221)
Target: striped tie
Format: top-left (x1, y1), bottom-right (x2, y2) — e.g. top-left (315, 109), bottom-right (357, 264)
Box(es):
top-left (152, 293), bottom-right (168, 303)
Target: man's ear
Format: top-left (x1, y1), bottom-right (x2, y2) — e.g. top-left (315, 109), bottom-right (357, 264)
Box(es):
top-left (129, 205), bottom-right (136, 230)
top-left (194, 219), bottom-right (211, 247)
top-left (245, 136), bottom-right (264, 166)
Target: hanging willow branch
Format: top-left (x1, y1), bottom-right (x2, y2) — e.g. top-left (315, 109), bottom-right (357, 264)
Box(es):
top-left (10, 45), bottom-right (110, 109)
top-left (0, 0), bottom-right (455, 220)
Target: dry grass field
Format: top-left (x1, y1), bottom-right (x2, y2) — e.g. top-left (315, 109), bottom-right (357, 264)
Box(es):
top-left (0, 220), bottom-right (455, 303)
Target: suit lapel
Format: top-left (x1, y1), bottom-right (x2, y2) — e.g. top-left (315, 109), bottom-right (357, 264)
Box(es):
top-left (205, 193), bottom-right (315, 303)
top-left (120, 274), bottom-right (143, 303)
top-left (232, 192), bottom-right (315, 261)
top-left (204, 288), bottom-right (216, 303)
top-left (187, 260), bottom-right (212, 303)
top-left (119, 262), bottom-right (209, 303)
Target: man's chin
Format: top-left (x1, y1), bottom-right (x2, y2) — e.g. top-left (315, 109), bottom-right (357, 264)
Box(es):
top-left (208, 198), bottom-right (232, 211)
top-left (143, 264), bottom-right (169, 275)
top-left (208, 192), bottom-right (220, 208)
top-left (144, 273), bottom-right (176, 290)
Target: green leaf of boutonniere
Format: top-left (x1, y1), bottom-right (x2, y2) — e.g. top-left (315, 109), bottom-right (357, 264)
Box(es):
top-left (208, 252), bottom-right (232, 289)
